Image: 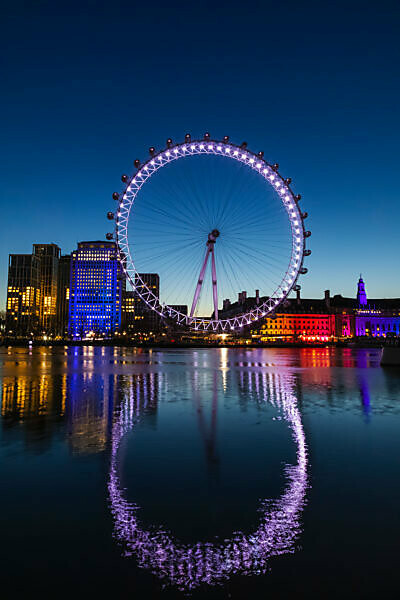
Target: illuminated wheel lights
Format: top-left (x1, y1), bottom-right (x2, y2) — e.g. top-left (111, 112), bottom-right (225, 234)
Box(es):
top-left (108, 372), bottom-right (308, 590)
top-left (112, 136), bottom-right (310, 332)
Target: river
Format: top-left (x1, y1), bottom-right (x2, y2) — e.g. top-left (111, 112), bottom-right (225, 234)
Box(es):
top-left (0, 346), bottom-right (399, 598)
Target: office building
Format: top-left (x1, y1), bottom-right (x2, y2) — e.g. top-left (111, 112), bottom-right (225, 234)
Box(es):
top-left (121, 289), bottom-right (137, 333)
top-left (134, 273), bottom-right (160, 332)
top-left (6, 253), bottom-right (41, 336)
top-left (33, 243), bottom-right (61, 333)
top-left (68, 241), bottom-right (123, 338)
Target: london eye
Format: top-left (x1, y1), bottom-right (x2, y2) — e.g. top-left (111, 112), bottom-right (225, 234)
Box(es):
top-left (107, 134), bottom-right (311, 332)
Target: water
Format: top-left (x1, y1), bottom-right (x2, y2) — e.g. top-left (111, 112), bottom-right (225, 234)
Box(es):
top-left (0, 346), bottom-right (399, 598)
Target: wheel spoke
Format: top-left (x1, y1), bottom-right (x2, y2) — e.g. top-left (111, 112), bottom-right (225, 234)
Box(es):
top-left (115, 140), bottom-right (306, 330)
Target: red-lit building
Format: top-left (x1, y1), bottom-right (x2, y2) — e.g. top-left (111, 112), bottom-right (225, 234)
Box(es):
top-left (254, 312), bottom-right (336, 342)
top-left (249, 279), bottom-right (400, 343)
top-left (244, 289), bottom-right (357, 343)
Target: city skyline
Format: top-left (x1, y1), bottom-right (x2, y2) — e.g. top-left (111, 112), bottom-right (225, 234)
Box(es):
top-left (1, 2), bottom-right (400, 309)
top-left (4, 237), bottom-right (400, 341)
top-left (2, 235), bottom-right (399, 317)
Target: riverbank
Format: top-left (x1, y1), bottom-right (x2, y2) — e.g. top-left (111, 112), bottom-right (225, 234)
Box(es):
top-left (0, 338), bottom-right (385, 349)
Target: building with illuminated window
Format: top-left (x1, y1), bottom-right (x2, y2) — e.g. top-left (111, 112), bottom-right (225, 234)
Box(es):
top-left (354, 308), bottom-right (400, 337)
top-left (6, 253), bottom-right (41, 336)
top-left (352, 277), bottom-right (400, 337)
top-left (251, 291), bottom-right (338, 342)
top-left (56, 254), bottom-right (71, 336)
top-left (121, 290), bottom-right (137, 333)
top-left (134, 273), bottom-right (160, 333)
top-left (255, 312), bottom-right (336, 342)
top-left (69, 241), bottom-right (123, 338)
top-left (33, 243), bottom-right (61, 333)
top-left (248, 280), bottom-right (400, 342)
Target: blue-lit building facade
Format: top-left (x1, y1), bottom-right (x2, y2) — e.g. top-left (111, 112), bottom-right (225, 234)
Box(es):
top-left (353, 276), bottom-right (400, 338)
top-left (68, 241), bottom-right (123, 338)
top-left (355, 308), bottom-right (400, 337)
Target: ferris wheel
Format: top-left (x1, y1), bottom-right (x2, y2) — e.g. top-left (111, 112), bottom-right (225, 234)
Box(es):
top-left (106, 133), bottom-right (311, 333)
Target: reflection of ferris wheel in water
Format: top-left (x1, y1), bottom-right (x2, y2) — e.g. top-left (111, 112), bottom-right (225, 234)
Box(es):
top-left (106, 133), bottom-right (311, 332)
top-left (108, 367), bottom-right (308, 590)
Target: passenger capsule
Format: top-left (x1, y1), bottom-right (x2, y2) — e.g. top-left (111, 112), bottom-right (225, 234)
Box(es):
top-left (185, 133), bottom-right (191, 142)
top-left (107, 212), bottom-right (114, 220)
top-left (296, 194), bottom-right (301, 201)
top-left (166, 138), bottom-right (173, 148)
top-left (204, 132), bottom-right (210, 140)
top-left (134, 159), bottom-right (140, 168)
top-left (149, 147), bottom-right (155, 156)
top-left (112, 192), bottom-right (119, 201)
top-left (257, 151), bottom-right (264, 158)
top-left (240, 141), bottom-right (247, 149)
top-left (301, 212), bottom-right (308, 219)
top-left (106, 232), bottom-right (113, 240)
top-left (304, 249), bottom-right (312, 256)
top-left (294, 284), bottom-right (301, 291)
top-left (272, 163), bottom-right (279, 171)
top-left (121, 174), bottom-right (129, 183)
top-left (300, 267), bottom-right (308, 275)
top-left (285, 177), bottom-right (292, 185)
top-left (223, 135), bottom-right (229, 142)
top-left (304, 230), bottom-right (312, 238)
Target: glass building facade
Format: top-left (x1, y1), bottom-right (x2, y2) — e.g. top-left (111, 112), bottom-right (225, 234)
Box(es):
top-left (69, 241), bottom-right (123, 338)
top-left (6, 254), bottom-right (41, 336)
top-left (134, 273), bottom-right (160, 332)
top-left (121, 289), bottom-right (137, 334)
top-left (33, 243), bottom-right (61, 333)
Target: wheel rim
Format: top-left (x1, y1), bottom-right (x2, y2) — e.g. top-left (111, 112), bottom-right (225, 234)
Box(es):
top-left (115, 139), bottom-right (307, 332)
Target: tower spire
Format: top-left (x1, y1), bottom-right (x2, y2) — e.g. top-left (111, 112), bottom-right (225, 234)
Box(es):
top-left (356, 275), bottom-right (367, 306)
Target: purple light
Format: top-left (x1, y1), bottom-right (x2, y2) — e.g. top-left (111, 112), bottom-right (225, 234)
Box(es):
top-left (108, 373), bottom-right (308, 590)
top-left (116, 139), bottom-right (305, 333)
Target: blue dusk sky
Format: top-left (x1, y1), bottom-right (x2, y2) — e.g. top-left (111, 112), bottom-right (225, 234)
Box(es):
top-left (1, 0), bottom-right (399, 310)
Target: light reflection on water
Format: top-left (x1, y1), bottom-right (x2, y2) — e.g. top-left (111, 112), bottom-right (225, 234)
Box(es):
top-left (1, 346), bottom-right (400, 597)
top-left (109, 367), bottom-right (308, 589)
